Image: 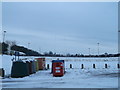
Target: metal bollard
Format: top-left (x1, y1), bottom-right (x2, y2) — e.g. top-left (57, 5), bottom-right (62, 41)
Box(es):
top-left (105, 64), bottom-right (107, 68)
top-left (93, 64), bottom-right (96, 69)
top-left (70, 64), bottom-right (72, 68)
top-left (81, 64), bottom-right (84, 69)
top-left (47, 64), bottom-right (49, 69)
top-left (117, 64), bottom-right (120, 68)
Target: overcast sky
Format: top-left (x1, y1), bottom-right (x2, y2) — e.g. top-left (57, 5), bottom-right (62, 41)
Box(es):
top-left (2, 2), bottom-right (118, 54)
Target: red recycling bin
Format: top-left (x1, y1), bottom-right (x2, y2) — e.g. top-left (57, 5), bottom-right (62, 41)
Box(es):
top-left (52, 60), bottom-right (65, 77)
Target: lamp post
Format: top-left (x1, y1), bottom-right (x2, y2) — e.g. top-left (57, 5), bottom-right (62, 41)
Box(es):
top-left (39, 48), bottom-right (41, 54)
top-left (28, 42), bottom-right (30, 48)
top-left (3, 31), bottom-right (6, 43)
top-left (118, 30), bottom-right (120, 54)
top-left (97, 43), bottom-right (100, 56)
top-left (88, 48), bottom-right (90, 55)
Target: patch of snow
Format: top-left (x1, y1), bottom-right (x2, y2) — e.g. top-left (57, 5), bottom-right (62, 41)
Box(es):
top-left (0, 55), bottom-right (119, 88)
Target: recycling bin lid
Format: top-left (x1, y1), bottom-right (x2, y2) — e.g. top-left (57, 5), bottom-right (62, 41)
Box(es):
top-left (52, 60), bottom-right (64, 63)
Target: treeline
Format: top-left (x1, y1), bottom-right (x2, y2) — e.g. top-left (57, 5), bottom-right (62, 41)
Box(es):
top-left (42, 51), bottom-right (120, 57)
top-left (0, 42), bottom-right (120, 57)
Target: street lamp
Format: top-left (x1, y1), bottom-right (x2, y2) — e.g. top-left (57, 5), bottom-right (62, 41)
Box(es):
top-left (97, 43), bottom-right (100, 55)
top-left (3, 31), bottom-right (6, 43)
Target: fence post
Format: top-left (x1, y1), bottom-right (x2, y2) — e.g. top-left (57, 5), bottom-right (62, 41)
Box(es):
top-left (81, 64), bottom-right (84, 69)
top-left (70, 64), bottom-right (72, 68)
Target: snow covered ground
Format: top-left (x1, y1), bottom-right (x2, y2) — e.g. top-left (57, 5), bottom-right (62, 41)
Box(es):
top-left (0, 55), bottom-right (119, 88)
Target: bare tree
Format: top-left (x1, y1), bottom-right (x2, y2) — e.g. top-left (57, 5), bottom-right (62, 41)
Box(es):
top-left (5, 40), bottom-right (17, 55)
top-left (5, 40), bottom-right (17, 47)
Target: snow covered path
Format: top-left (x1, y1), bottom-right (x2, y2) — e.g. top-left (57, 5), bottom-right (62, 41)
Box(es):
top-left (1, 68), bottom-right (118, 88)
